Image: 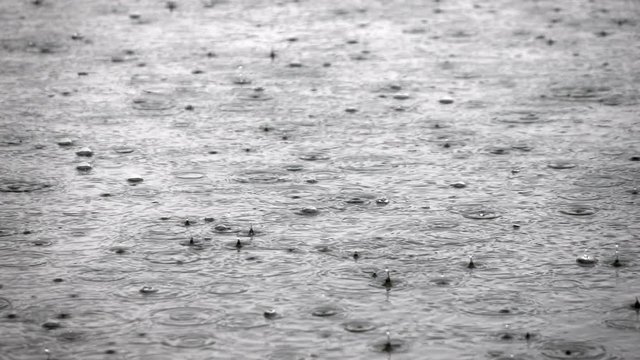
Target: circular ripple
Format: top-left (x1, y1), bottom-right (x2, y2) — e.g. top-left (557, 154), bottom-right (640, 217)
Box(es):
top-left (130, 90), bottom-right (178, 116)
top-left (311, 305), bottom-right (343, 317)
top-left (0, 297), bottom-right (11, 310)
top-left (496, 111), bottom-right (549, 124)
top-left (574, 175), bottom-right (625, 188)
top-left (336, 154), bottom-right (399, 172)
top-left (423, 218), bottom-right (460, 230)
top-left (0, 251), bottom-right (47, 267)
top-left (217, 313), bottom-right (269, 329)
top-left (556, 189), bottom-right (605, 201)
top-left (558, 204), bottom-right (598, 216)
top-left (371, 338), bottom-right (409, 353)
top-left (114, 280), bottom-right (192, 302)
top-left (174, 171), bottom-right (206, 180)
top-left (161, 331), bottom-right (217, 348)
top-left (0, 179), bottom-right (52, 193)
top-left (299, 152), bottom-right (330, 161)
top-left (548, 279), bottom-right (584, 290)
top-left (145, 250), bottom-right (200, 265)
top-left (458, 291), bottom-right (538, 316)
top-left (233, 170), bottom-right (290, 184)
top-left (550, 85), bottom-right (611, 102)
top-left (205, 282), bottom-right (249, 295)
top-left (151, 307), bottom-right (222, 326)
top-left (604, 319), bottom-right (640, 332)
top-left (539, 340), bottom-right (608, 359)
top-left (548, 161), bottom-right (577, 169)
top-left (343, 320), bottom-right (376, 333)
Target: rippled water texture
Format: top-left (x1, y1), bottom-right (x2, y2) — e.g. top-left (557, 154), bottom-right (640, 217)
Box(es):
top-left (1, 0), bottom-right (639, 359)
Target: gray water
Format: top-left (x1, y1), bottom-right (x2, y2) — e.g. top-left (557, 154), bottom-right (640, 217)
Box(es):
top-left (1, 0), bottom-right (639, 359)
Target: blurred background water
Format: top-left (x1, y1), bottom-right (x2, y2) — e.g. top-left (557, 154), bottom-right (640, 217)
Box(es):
top-left (0, 0), bottom-right (639, 359)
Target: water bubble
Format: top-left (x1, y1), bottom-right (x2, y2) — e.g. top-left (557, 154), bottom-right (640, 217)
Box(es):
top-left (75, 147), bottom-right (93, 157)
top-left (76, 162), bottom-right (92, 171)
top-left (576, 252), bottom-right (597, 266)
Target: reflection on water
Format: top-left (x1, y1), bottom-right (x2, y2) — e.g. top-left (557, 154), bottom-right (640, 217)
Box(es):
top-left (1, 0), bottom-right (640, 358)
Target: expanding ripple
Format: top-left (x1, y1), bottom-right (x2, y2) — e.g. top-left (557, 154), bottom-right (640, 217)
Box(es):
top-left (144, 250), bottom-right (201, 265)
top-left (336, 154), bottom-right (400, 172)
top-left (604, 319), bottom-right (640, 332)
top-left (574, 175), bottom-right (625, 188)
top-left (233, 169), bottom-right (291, 184)
top-left (114, 279), bottom-right (193, 302)
top-left (343, 320), bottom-right (377, 333)
top-left (205, 282), bottom-right (249, 295)
top-left (457, 291), bottom-right (539, 316)
top-left (556, 189), bottom-right (606, 201)
top-left (558, 204), bottom-right (598, 216)
top-left (0, 297), bottom-right (11, 310)
top-left (151, 307), bottom-right (222, 326)
top-left (130, 90), bottom-right (179, 116)
top-left (216, 313), bottom-right (270, 329)
top-left (0, 251), bottom-right (47, 267)
top-left (0, 179), bottom-right (52, 193)
top-left (539, 340), bottom-right (609, 359)
top-left (449, 203), bottom-right (502, 220)
top-left (160, 331), bottom-right (217, 348)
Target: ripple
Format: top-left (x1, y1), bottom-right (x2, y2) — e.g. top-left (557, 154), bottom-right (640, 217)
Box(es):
top-left (0, 251), bottom-right (47, 267)
top-left (174, 171), bottom-right (206, 179)
top-left (169, 182), bottom-right (214, 194)
top-left (604, 319), bottom-right (640, 332)
top-left (0, 228), bottom-right (15, 237)
top-left (299, 152), bottom-right (330, 161)
top-left (574, 175), bottom-right (625, 188)
top-left (311, 304), bottom-right (343, 317)
top-left (114, 279), bottom-right (192, 302)
top-left (161, 331), bottom-right (217, 348)
top-left (539, 340), bottom-right (609, 359)
top-left (450, 204), bottom-right (502, 220)
top-left (558, 204), bottom-right (598, 216)
top-left (556, 189), bottom-right (605, 201)
top-left (217, 313), bottom-right (270, 329)
top-left (548, 279), bottom-right (584, 290)
top-left (145, 250), bottom-right (200, 265)
top-left (0, 297), bottom-right (11, 310)
top-left (233, 87), bottom-right (274, 102)
top-left (423, 218), bottom-right (460, 230)
top-left (151, 307), bottom-right (222, 326)
top-left (0, 179), bottom-right (52, 193)
top-left (495, 111), bottom-right (550, 124)
top-left (371, 337), bottom-right (409, 353)
top-left (205, 282), bottom-right (249, 295)
top-left (548, 161), bottom-right (577, 169)
top-left (233, 169), bottom-right (290, 184)
top-left (458, 291), bottom-right (539, 316)
top-left (550, 85), bottom-right (612, 102)
top-left (23, 297), bottom-right (128, 332)
top-left (336, 154), bottom-right (399, 172)
top-left (343, 320), bottom-right (376, 333)
top-left (130, 91), bottom-right (178, 116)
